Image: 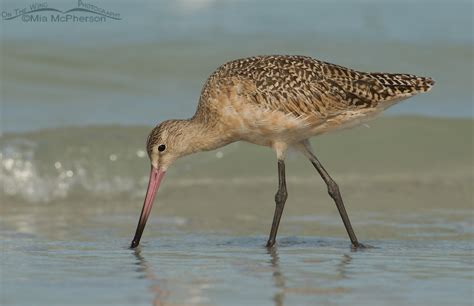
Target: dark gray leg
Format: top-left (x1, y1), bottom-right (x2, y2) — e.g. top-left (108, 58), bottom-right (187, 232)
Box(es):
top-left (266, 160), bottom-right (288, 248)
top-left (304, 147), bottom-right (364, 248)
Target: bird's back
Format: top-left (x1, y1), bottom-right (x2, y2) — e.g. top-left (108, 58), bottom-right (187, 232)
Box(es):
top-left (199, 55), bottom-right (434, 117)
top-left (195, 55), bottom-right (434, 143)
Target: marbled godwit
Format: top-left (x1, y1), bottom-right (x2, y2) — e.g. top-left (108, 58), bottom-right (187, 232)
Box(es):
top-left (130, 55), bottom-right (435, 249)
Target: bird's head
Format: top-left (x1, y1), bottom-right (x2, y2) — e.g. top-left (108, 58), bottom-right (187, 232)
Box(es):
top-left (130, 118), bottom-right (232, 248)
top-left (130, 119), bottom-right (194, 248)
top-left (146, 119), bottom-right (189, 171)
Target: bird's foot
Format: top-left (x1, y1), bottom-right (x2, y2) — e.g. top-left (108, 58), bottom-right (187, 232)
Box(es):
top-left (351, 242), bottom-right (373, 250)
top-left (266, 239), bottom-right (276, 248)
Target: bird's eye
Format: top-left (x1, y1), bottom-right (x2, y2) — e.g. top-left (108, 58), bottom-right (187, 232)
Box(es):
top-left (158, 144), bottom-right (166, 152)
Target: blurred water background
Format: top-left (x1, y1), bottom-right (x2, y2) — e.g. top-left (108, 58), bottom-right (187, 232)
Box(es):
top-left (1, 0), bottom-right (473, 132)
top-left (1, 0), bottom-right (473, 305)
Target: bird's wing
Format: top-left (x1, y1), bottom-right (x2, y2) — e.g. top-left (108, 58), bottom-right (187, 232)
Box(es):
top-left (200, 55), bottom-right (434, 120)
top-left (226, 56), bottom-right (377, 119)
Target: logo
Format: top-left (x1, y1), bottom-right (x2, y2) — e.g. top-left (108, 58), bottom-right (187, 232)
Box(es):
top-left (1, 1), bottom-right (121, 23)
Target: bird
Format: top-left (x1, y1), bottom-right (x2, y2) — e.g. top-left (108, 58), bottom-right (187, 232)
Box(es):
top-left (130, 55), bottom-right (435, 249)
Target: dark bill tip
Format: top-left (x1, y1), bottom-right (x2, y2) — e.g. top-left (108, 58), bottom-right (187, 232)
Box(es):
top-left (130, 239), bottom-right (140, 249)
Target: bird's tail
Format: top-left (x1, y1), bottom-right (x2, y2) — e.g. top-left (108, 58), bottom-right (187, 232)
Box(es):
top-left (364, 72), bottom-right (435, 102)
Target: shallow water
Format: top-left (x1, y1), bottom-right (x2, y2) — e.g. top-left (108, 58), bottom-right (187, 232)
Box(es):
top-left (1, 117), bottom-right (473, 305)
top-left (1, 116), bottom-right (473, 305)
top-left (2, 228), bottom-right (473, 306)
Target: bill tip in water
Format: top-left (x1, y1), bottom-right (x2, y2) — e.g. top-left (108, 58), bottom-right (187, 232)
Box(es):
top-left (130, 240), bottom-right (139, 249)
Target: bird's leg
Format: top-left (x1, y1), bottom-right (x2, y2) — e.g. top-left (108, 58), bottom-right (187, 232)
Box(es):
top-left (266, 159), bottom-right (288, 248)
top-left (298, 142), bottom-right (364, 248)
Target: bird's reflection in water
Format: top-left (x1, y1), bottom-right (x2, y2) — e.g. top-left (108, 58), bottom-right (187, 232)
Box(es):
top-left (133, 249), bottom-right (169, 306)
top-left (337, 254), bottom-right (352, 280)
top-left (267, 247), bottom-right (286, 306)
top-left (267, 246), bottom-right (353, 306)
top-left (133, 244), bottom-right (353, 306)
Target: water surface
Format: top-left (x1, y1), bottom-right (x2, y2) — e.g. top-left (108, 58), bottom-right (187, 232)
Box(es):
top-left (1, 117), bottom-right (473, 306)
top-left (2, 229), bottom-right (473, 306)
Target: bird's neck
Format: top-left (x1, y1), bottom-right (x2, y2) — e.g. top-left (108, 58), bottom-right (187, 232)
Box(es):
top-left (175, 117), bottom-right (235, 156)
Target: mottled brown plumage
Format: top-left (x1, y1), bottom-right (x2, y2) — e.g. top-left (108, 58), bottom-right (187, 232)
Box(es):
top-left (197, 55), bottom-right (434, 120)
top-left (147, 55), bottom-right (434, 162)
top-left (132, 55), bottom-right (435, 249)
top-left (147, 55), bottom-right (435, 165)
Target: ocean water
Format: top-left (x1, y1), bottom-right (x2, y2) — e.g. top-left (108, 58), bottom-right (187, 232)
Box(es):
top-left (1, 0), bottom-right (473, 305)
top-left (1, 0), bottom-right (473, 133)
